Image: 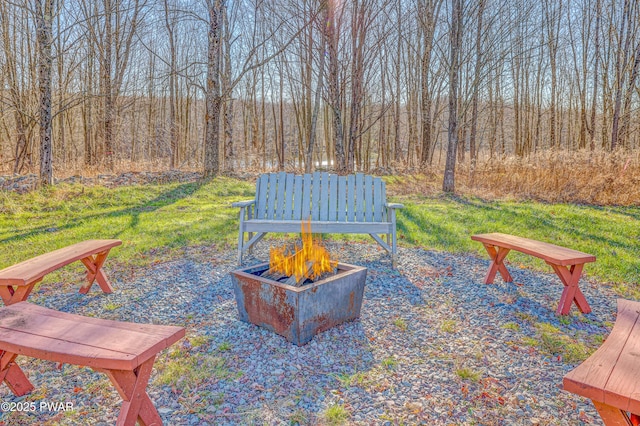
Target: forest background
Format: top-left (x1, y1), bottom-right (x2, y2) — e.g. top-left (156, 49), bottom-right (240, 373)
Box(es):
top-left (1, 0), bottom-right (639, 203)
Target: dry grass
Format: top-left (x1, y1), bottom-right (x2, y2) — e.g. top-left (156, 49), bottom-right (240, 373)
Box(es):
top-left (388, 150), bottom-right (640, 206)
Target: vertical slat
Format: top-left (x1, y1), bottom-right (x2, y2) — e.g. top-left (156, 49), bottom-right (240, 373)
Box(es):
top-left (337, 176), bottom-right (347, 221)
top-left (364, 175), bottom-right (373, 222)
top-left (355, 173), bottom-right (364, 221)
top-left (275, 171), bottom-right (287, 219)
top-left (311, 171), bottom-right (321, 220)
top-left (328, 174), bottom-right (338, 221)
top-left (381, 180), bottom-right (388, 221)
top-left (292, 175), bottom-right (303, 220)
top-left (266, 173), bottom-right (278, 220)
top-left (347, 175), bottom-right (356, 221)
top-left (302, 174), bottom-right (312, 220)
top-left (255, 174), bottom-right (269, 219)
top-left (283, 173), bottom-right (295, 220)
top-left (373, 178), bottom-right (383, 221)
top-left (320, 172), bottom-right (329, 221)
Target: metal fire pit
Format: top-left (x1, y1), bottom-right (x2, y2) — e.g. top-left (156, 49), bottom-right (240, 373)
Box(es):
top-left (230, 262), bottom-right (367, 346)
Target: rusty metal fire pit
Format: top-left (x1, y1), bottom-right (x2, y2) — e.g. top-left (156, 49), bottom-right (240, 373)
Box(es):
top-left (230, 262), bottom-right (367, 346)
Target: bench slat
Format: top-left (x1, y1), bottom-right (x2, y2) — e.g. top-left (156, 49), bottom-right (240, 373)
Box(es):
top-left (564, 299), bottom-right (640, 414)
top-left (284, 173), bottom-right (295, 220)
top-left (302, 174), bottom-right (312, 220)
top-left (266, 173), bottom-right (278, 220)
top-left (337, 176), bottom-right (347, 221)
top-left (356, 173), bottom-right (365, 222)
top-left (311, 172), bottom-right (321, 221)
top-left (0, 302), bottom-right (184, 371)
top-left (365, 175), bottom-right (373, 222)
top-left (0, 240), bottom-right (122, 287)
top-left (347, 175), bottom-right (356, 222)
top-left (373, 178), bottom-right (383, 221)
top-left (275, 171), bottom-right (287, 220)
top-left (328, 174), bottom-right (338, 221)
top-left (471, 233), bottom-right (595, 266)
top-left (320, 172), bottom-right (329, 221)
top-left (255, 174), bottom-right (269, 219)
top-left (293, 175), bottom-right (303, 220)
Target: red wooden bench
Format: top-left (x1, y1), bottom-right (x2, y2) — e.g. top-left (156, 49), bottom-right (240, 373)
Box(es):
top-left (0, 302), bottom-right (185, 425)
top-left (563, 299), bottom-right (640, 426)
top-left (471, 233), bottom-right (596, 315)
top-left (0, 239), bottom-right (122, 305)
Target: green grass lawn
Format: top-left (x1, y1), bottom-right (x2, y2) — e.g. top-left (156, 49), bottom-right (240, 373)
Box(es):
top-left (1, 177), bottom-right (638, 295)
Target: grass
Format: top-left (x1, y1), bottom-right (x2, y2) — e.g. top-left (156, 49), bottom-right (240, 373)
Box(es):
top-left (0, 175), bottom-right (638, 295)
top-left (322, 404), bottom-right (350, 425)
top-left (440, 319), bottom-right (458, 333)
top-left (156, 353), bottom-right (233, 388)
top-left (393, 317), bottom-right (408, 331)
top-left (501, 322), bottom-right (520, 331)
top-left (456, 367), bottom-right (482, 382)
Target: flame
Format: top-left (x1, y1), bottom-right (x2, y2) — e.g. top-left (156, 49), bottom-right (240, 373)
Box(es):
top-left (269, 220), bottom-right (337, 284)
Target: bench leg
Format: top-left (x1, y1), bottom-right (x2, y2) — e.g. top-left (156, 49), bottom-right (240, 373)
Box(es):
top-left (481, 244), bottom-right (513, 284)
top-left (80, 250), bottom-right (114, 294)
top-left (104, 356), bottom-right (162, 426)
top-left (0, 281), bottom-right (38, 306)
top-left (550, 263), bottom-right (591, 315)
top-left (0, 352), bottom-right (34, 396)
top-left (592, 400), bottom-right (634, 426)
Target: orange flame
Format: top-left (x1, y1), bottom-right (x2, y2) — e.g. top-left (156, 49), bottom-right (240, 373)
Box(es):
top-left (269, 220), bottom-right (337, 284)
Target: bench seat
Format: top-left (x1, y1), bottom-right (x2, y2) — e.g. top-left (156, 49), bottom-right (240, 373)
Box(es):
top-left (471, 233), bottom-right (596, 315)
top-left (234, 172), bottom-right (403, 267)
top-left (0, 239), bottom-right (122, 305)
top-left (0, 302), bottom-right (184, 425)
top-left (563, 299), bottom-right (640, 425)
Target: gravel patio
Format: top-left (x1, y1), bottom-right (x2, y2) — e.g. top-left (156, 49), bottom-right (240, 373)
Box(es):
top-left (0, 241), bottom-right (615, 425)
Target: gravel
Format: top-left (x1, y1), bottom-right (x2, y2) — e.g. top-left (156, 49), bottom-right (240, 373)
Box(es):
top-left (0, 241), bottom-right (616, 425)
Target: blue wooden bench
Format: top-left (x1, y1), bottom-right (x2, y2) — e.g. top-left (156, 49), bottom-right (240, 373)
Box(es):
top-left (233, 172), bottom-right (404, 267)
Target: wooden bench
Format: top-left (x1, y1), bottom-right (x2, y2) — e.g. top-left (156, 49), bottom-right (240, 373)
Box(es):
top-left (233, 172), bottom-right (404, 267)
top-left (0, 302), bottom-right (185, 425)
top-left (563, 299), bottom-right (640, 426)
top-left (0, 239), bottom-right (122, 305)
top-left (471, 233), bottom-right (596, 315)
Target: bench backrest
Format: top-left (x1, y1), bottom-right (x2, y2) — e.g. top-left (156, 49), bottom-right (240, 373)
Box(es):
top-left (253, 172), bottom-right (387, 222)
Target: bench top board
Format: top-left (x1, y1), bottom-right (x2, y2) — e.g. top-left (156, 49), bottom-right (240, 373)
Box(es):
top-left (563, 298), bottom-right (640, 414)
top-left (471, 233), bottom-right (596, 266)
top-left (0, 302), bottom-right (184, 371)
top-left (0, 239), bottom-right (122, 287)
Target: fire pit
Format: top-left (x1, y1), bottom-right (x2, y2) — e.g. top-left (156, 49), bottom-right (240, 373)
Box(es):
top-left (230, 221), bottom-right (367, 345)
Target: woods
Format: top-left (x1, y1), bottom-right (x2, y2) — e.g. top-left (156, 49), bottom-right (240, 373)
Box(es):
top-left (1, 0), bottom-right (640, 187)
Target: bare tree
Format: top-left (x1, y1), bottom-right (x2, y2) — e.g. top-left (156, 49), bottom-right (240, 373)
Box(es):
top-left (443, 0), bottom-right (462, 192)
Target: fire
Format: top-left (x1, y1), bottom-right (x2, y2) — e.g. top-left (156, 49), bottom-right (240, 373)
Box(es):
top-left (269, 220), bottom-right (337, 285)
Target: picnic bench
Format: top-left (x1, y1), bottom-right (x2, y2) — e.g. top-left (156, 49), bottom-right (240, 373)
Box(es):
top-left (233, 172), bottom-right (404, 267)
top-left (563, 299), bottom-right (640, 426)
top-left (471, 233), bottom-right (596, 315)
top-left (0, 239), bottom-right (122, 305)
top-left (0, 301), bottom-right (185, 425)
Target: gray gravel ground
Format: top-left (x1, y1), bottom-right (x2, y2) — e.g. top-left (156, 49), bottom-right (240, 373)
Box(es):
top-left (0, 241), bottom-right (618, 425)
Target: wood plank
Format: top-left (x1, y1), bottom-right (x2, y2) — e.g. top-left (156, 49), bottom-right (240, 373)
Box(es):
top-left (244, 220), bottom-right (392, 234)
top-left (301, 174), bottom-right (312, 220)
top-left (266, 173), bottom-right (278, 220)
top-left (292, 175), bottom-right (303, 220)
top-left (311, 172), bottom-right (321, 221)
top-left (255, 174), bottom-right (269, 219)
top-left (364, 174), bottom-right (373, 222)
top-left (563, 299), bottom-right (640, 405)
top-left (355, 173), bottom-right (365, 222)
top-left (373, 178), bottom-right (383, 221)
top-left (347, 175), bottom-right (356, 222)
top-left (471, 233), bottom-right (596, 265)
top-left (275, 171), bottom-right (287, 219)
top-left (380, 179), bottom-right (388, 221)
top-left (328, 174), bottom-right (338, 221)
top-left (320, 172), bottom-right (329, 221)
top-left (0, 240), bottom-right (122, 287)
top-left (337, 176), bottom-right (347, 221)
top-left (283, 173), bottom-right (295, 220)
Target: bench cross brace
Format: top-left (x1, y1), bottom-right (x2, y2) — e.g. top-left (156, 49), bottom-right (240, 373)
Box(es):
top-left (481, 244), bottom-right (513, 284)
top-left (103, 356), bottom-right (162, 426)
top-left (80, 250), bottom-right (114, 294)
top-left (0, 351), bottom-right (34, 396)
top-left (548, 262), bottom-right (591, 315)
top-left (0, 281), bottom-right (38, 306)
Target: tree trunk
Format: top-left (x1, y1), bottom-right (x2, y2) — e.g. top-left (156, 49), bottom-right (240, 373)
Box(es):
top-left (443, 0), bottom-right (461, 193)
top-left (204, 0), bottom-right (223, 177)
top-left (36, 0), bottom-right (53, 186)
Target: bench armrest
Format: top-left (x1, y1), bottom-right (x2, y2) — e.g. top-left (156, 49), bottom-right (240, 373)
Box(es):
top-left (232, 200), bottom-right (255, 208)
top-left (386, 203), bottom-right (405, 209)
